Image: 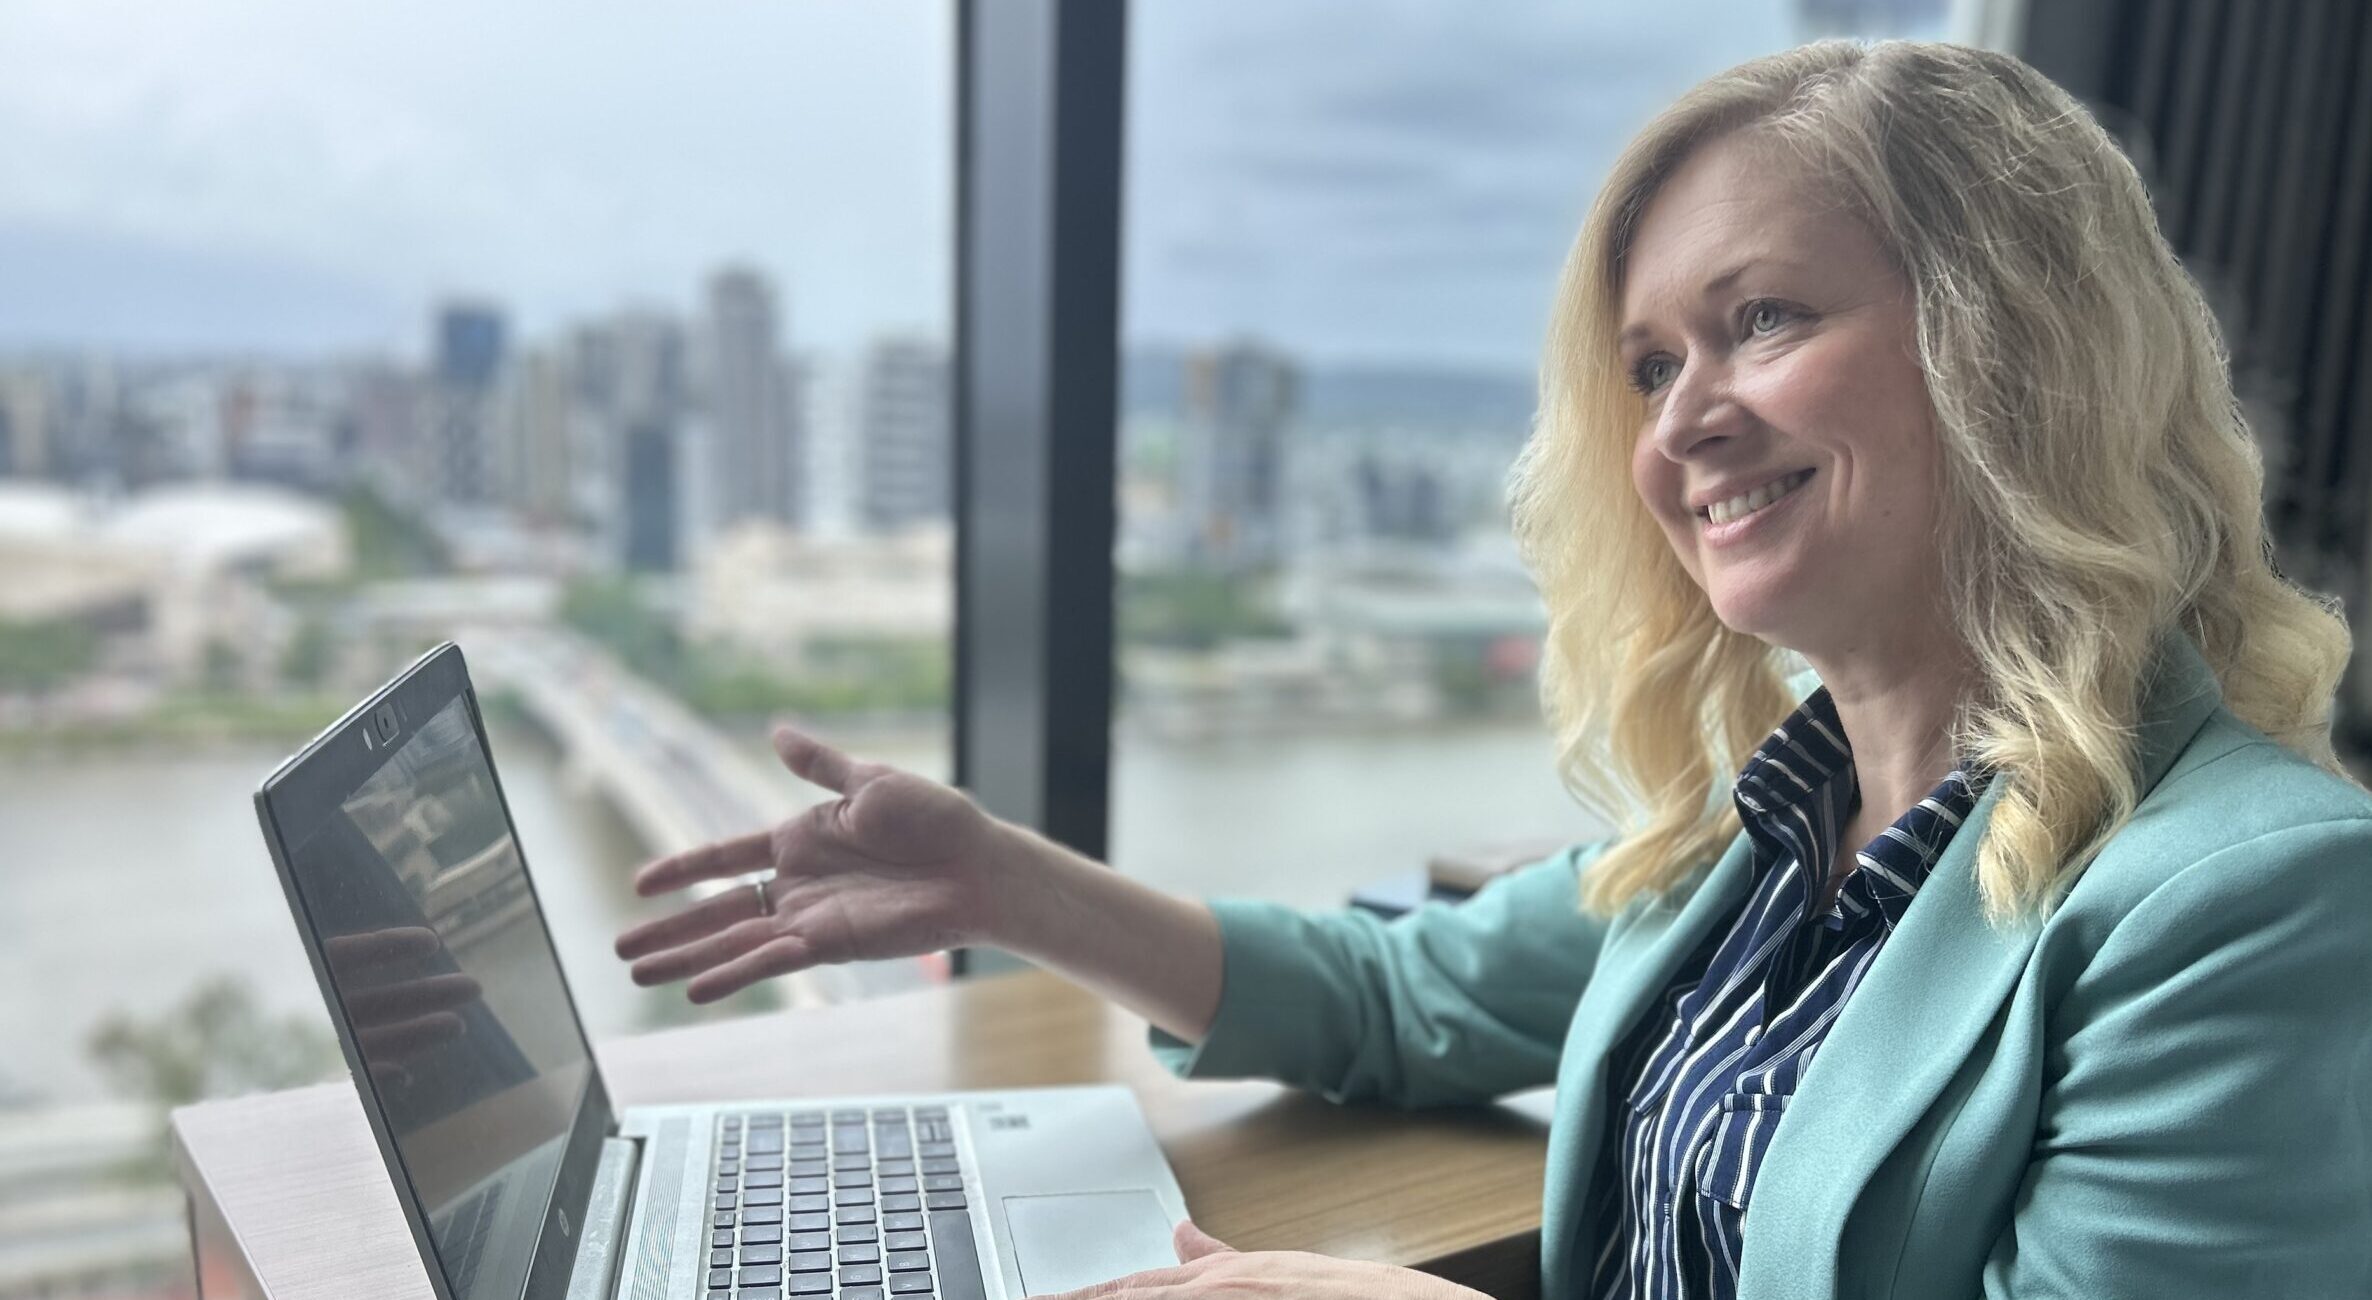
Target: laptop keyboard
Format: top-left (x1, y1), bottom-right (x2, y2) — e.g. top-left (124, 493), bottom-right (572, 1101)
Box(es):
top-left (706, 1105), bottom-right (985, 1300)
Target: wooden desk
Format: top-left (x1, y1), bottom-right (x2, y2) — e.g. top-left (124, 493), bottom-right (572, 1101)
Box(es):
top-left (172, 969), bottom-right (1552, 1299)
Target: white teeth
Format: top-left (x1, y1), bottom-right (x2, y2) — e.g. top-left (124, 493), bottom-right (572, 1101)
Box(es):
top-left (1704, 470), bottom-right (1809, 526)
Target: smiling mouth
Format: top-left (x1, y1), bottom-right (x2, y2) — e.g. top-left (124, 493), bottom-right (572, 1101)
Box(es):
top-left (1696, 468), bottom-right (1814, 527)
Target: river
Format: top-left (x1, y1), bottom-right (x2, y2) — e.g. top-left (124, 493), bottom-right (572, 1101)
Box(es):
top-left (0, 719), bottom-right (1604, 1103)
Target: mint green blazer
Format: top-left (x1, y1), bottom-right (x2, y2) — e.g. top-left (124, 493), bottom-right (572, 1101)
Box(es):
top-left (1153, 635), bottom-right (2372, 1298)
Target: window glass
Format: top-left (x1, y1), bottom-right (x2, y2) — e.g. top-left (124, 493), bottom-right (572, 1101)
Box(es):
top-left (1113, 0), bottom-right (1961, 911)
top-left (0, 4), bottom-right (951, 1292)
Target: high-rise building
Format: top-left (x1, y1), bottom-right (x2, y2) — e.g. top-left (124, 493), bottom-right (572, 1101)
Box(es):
top-left (0, 369), bottom-right (52, 478)
top-left (434, 301), bottom-right (508, 393)
top-left (497, 349), bottom-right (575, 523)
top-left (621, 419), bottom-right (680, 572)
top-left (1178, 341), bottom-right (1298, 571)
top-left (425, 300), bottom-right (510, 505)
top-left (856, 337), bottom-right (950, 532)
top-left (704, 267), bottom-right (802, 530)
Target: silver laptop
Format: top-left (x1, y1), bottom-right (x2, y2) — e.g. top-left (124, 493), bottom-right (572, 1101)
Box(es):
top-left (254, 642), bottom-right (1189, 1300)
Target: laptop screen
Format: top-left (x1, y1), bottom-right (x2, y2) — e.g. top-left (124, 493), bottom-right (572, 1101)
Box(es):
top-left (277, 689), bottom-right (595, 1300)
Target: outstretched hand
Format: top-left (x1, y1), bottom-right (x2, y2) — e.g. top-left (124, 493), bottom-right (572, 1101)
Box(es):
top-left (1029, 1221), bottom-right (1489, 1299)
top-left (614, 726), bottom-right (1007, 1003)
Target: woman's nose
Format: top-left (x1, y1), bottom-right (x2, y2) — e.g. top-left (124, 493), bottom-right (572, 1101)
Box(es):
top-left (1649, 357), bottom-right (1747, 462)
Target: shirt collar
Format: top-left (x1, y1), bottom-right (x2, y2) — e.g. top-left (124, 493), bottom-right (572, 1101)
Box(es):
top-left (1733, 686), bottom-right (1987, 930)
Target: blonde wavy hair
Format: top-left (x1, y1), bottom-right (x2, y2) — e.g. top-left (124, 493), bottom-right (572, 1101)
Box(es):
top-left (1510, 39), bottom-right (2356, 923)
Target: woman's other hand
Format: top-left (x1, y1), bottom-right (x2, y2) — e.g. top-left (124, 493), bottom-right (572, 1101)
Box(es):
top-left (614, 725), bottom-right (1011, 1003)
top-left (1031, 1221), bottom-right (1490, 1300)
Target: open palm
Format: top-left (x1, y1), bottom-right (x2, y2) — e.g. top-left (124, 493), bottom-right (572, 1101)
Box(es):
top-left (613, 726), bottom-right (1002, 1003)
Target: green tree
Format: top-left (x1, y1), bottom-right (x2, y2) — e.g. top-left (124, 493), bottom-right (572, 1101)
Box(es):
top-left (87, 976), bottom-right (345, 1178)
top-left (0, 617), bottom-right (98, 695)
top-left (281, 616), bottom-right (335, 688)
top-left (560, 575), bottom-right (683, 682)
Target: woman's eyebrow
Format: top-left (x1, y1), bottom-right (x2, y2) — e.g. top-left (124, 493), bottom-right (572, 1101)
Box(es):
top-left (1619, 255), bottom-right (1809, 347)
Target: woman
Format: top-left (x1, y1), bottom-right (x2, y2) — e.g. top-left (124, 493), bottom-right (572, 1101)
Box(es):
top-left (615, 39), bottom-right (2372, 1299)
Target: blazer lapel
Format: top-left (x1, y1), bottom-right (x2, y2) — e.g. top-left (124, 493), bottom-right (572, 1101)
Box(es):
top-left (1542, 831), bottom-right (1758, 1290)
top-left (1734, 634), bottom-right (2225, 1299)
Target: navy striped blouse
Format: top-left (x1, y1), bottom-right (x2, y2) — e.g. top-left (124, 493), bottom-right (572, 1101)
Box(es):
top-left (1584, 685), bottom-right (1986, 1300)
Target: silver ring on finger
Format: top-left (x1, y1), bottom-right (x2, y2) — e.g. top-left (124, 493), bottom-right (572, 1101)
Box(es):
top-left (751, 877), bottom-right (775, 919)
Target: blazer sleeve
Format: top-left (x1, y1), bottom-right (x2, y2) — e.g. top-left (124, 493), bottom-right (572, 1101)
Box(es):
top-left (1982, 817), bottom-right (2372, 1298)
top-left (1146, 839), bottom-right (1615, 1108)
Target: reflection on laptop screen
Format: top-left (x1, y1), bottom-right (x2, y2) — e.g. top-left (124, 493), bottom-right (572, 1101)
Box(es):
top-left (282, 694), bottom-right (591, 1300)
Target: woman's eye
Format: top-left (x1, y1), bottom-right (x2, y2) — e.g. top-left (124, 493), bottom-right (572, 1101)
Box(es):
top-left (1628, 357), bottom-right (1676, 395)
top-left (1746, 301), bottom-right (1791, 335)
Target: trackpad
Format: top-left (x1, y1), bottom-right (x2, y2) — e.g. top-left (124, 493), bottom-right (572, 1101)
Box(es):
top-left (1005, 1190), bottom-right (1176, 1294)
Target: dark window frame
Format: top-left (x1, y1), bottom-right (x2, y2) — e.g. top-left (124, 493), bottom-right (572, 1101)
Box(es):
top-left (948, 0), bottom-right (1128, 972)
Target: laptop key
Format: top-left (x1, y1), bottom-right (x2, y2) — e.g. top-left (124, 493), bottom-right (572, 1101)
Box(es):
top-left (737, 1265), bottom-right (782, 1286)
top-left (742, 1206), bottom-right (783, 1225)
top-left (888, 1275), bottom-right (933, 1295)
top-left (929, 1208), bottom-right (988, 1300)
top-left (926, 1191), bottom-right (967, 1211)
top-left (711, 1249), bottom-right (733, 1267)
top-left (840, 1264), bottom-right (886, 1285)
top-left (841, 1289), bottom-right (886, 1300)
top-left (785, 1212), bottom-right (829, 1232)
top-left (708, 1270), bottom-right (733, 1289)
top-left (879, 1176), bottom-right (919, 1195)
top-left (741, 1245), bottom-right (783, 1265)
top-left (740, 1188), bottom-right (779, 1207)
top-left (885, 1251), bottom-right (930, 1273)
top-left (882, 1230), bottom-right (927, 1252)
top-left (743, 1224), bottom-right (784, 1245)
top-left (919, 1158), bottom-right (959, 1176)
top-left (837, 1223), bottom-right (879, 1243)
top-left (838, 1243), bottom-right (881, 1265)
top-left (734, 1289), bottom-right (780, 1300)
top-left (786, 1194), bottom-right (829, 1213)
top-left (922, 1175), bottom-right (963, 1192)
top-left (784, 1250), bottom-right (832, 1272)
top-left (785, 1275), bottom-right (831, 1297)
top-left (839, 1204), bottom-right (878, 1224)
top-left (716, 1193), bottom-right (740, 1210)
top-left (714, 1212), bottom-right (737, 1229)
top-left (881, 1194), bottom-right (922, 1213)
top-left (780, 1229), bottom-right (824, 1251)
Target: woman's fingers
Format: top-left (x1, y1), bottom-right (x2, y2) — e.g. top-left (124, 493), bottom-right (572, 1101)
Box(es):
top-left (324, 926), bottom-right (441, 970)
top-left (1172, 1220), bottom-right (1235, 1262)
top-left (633, 830), bottom-right (774, 897)
top-left (774, 727), bottom-right (859, 794)
top-left (616, 883), bottom-right (774, 961)
top-left (346, 972), bottom-right (482, 1024)
top-left (357, 1011), bottom-right (467, 1062)
top-left (687, 933), bottom-right (820, 1005)
top-left (627, 917), bottom-right (777, 988)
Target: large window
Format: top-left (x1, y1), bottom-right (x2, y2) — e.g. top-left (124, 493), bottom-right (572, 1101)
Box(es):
top-left (0, 4), bottom-right (951, 1293)
top-left (1111, 1), bottom-right (1960, 909)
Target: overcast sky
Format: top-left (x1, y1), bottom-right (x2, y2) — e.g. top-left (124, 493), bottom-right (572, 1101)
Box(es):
top-left (0, 1), bottom-right (1836, 372)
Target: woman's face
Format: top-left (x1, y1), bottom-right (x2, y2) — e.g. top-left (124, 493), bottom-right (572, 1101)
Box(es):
top-left (1618, 132), bottom-right (1942, 659)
